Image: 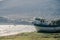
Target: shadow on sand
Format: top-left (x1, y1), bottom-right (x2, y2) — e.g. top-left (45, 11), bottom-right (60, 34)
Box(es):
top-left (38, 30), bottom-right (60, 33)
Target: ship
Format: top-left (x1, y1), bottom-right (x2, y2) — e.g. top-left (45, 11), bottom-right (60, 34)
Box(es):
top-left (32, 18), bottom-right (60, 33)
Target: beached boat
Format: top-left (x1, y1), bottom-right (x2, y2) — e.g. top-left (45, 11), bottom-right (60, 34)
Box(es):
top-left (33, 18), bottom-right (60, 33)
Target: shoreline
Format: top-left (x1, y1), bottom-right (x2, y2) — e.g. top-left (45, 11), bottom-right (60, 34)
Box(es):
top-left (0, 25), bottom-right (36, 36)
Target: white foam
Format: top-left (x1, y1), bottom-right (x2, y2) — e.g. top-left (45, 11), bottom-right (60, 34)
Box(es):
top-left (0, 25), bottom-right (37, 36)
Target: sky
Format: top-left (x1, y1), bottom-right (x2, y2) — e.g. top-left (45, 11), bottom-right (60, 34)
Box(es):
top-left (0, 0), bottom-right (60, 19)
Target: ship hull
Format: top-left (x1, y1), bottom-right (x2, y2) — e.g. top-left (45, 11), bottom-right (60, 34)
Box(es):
top-left (35, 26), bottom-right (60, 33)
